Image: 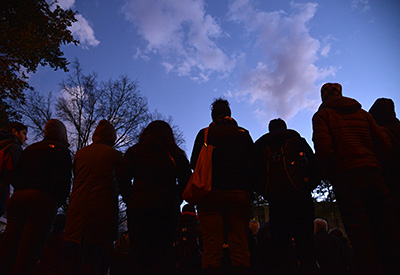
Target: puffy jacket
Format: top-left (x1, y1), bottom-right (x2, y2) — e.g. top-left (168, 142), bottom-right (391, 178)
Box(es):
top-left (312, 96), bottom-right (391, 177)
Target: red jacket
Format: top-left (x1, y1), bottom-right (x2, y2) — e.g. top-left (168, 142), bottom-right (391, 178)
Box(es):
top-left (312, 96), bottom-right (391, 178)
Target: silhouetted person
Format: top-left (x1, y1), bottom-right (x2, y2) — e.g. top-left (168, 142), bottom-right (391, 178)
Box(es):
top-left (35, 214), bottom-right (68, 275)
top-left (253, 118), bottom-right (319, 274)
top-left (329, 228), bottom-right (355, 275)
top-left (0, 122), bottom-right (28, 217)
top-left (312, 83), bottom-right (400, 274)
top-left (172, 204), bottom-right (202, 275)
top-left (314, 218), bottom-right (343, 275)
top-left (0, 119), bottom-right (72, 275)
top-left (64, 119), bottom-right (122, 275)
top-left (190, 98), bottom-right (254, 273)
top-left (117, 120), bottom-right (191, 274)
top-left (369, 98), bottom-right (400, 222)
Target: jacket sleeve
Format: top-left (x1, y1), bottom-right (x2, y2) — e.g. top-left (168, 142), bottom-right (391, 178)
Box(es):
top-left (190, 129), bottom-right (205, 170)
top-left (116, 148), bottom-right (135, 204)
top-left (54, 148), bottom-right (72, 207)
top-left (300, 137), bottom-right (322, 191)
top-left (312, 110), bottom-right (334, 179)
top-left (367, 112), bottom-right (392, 164)
top-left (175, 152), bottom-right (192, 198)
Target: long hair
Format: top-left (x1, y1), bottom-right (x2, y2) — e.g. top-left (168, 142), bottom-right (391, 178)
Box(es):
top-left (139, 120), bottom-right (185, 156)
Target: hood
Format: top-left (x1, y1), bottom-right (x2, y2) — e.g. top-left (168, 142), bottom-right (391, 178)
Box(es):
top-left (0, 129), bottom-right (17, 144)
top-left (44, 119), bottom-right (68, 146)
top-left (319, 96), bottom-right (361, 114)
top-left (369, 98), bottom-right (398, 126)
top-left (92, 119), bottom-right (117, 146)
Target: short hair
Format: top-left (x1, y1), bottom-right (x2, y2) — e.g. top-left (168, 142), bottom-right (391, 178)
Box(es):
top-left (314, 218), bottom-right (328, 232)
top-left (4, 122), bottom-right (28, 133)
top-left (211, 98), bottom-right (231, 121)
top-left (321, 83), bottom-right (342, 99)
top-left (268, 118), bottom-right (287, 132)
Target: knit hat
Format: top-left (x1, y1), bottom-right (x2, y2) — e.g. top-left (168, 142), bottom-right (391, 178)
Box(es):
top-left (321, 83), bottom-right (342, 98)
top-left (44, 119), bottom-right (68, 146)
top-left (92, 119), bottom-right (117, 146)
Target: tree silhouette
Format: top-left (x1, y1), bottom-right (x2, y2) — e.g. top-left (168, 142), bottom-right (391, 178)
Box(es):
top-left (0, 0), bottom-right (78, 101)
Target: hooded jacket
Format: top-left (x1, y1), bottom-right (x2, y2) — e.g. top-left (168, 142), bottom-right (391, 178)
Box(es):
top-left (65, 120), bottom-right (122, 244)
top-left (312, 96), bottom-right (391, 177)
top-left (13, 119), bottom-right (72, 207)
top-left (0, 129), bottom-right (23, 170)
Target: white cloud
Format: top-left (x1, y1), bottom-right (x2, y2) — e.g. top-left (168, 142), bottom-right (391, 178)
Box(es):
top-left (122, 0), bottom-right (235, 81)
top-left (70, 15), bottom-right (100, 48)
top-left (55, 0), bottom-right (75, 10)
top-left (228, 0), bottom-right (336, 121)
top-left (320, 44), bottom-right (331, 57)
top-left (48, 0), bottom-right (100, 48)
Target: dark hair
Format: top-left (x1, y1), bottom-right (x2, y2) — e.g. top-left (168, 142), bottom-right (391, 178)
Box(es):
top-left (139, 120), bottom-right (176, 144)
top-left (268, 118), bottom-right (287, 132)
top-left (211, 98), bottom-right (231, 121)
top-left (4, 122), bottom-right (27, 133)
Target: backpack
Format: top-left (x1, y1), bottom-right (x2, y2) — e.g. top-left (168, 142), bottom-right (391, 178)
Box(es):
top-left (0, 143), bottom-right (13, 179)
top-left (262, 136), bottom-right (313, 200)
top-left (172, 224), bottom-right (202, 268)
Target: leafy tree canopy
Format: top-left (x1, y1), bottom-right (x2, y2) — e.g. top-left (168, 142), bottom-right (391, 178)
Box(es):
top-left (0, 0), bottom-right (79, 101)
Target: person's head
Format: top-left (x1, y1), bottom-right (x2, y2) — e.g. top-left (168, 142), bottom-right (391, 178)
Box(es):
top-left (182, 204), bottom-right (196, 214)
top-left (268, 118), bottom-right (287, 133)
top-left (211, 98), bottom-right (231, 122)
top-left (314, 218), bottom-right (328, 234)
top-left (44, 119), bottom-right (68, 147)
top-left (5, 122), bottom-right (28, 145)
top-left (321, 83), bottom-right (342, 103)
top-left (369, 98), bottom-right (397, 126)
top-left (92, 119), bottom-right (117, 146)
top-left (249, 219), bottom-right (260, 235)
top-left (139, 120), bottom-right (176, 145)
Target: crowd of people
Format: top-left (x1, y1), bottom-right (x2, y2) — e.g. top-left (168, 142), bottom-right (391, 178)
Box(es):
top-left (0, 82), bottom-right (399, 275)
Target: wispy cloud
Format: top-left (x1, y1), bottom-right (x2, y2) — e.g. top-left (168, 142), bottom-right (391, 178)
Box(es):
top-left (122, 0), bottom-right (235, 81)
top-left (352, 0), bottom-right (371, 12)
top-left (52, 0), bottom-right (100, 48)
top-left (228, 0), bottom-right (336, 122)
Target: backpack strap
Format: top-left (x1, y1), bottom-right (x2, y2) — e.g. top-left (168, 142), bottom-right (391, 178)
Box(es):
top-left (204, 127), bottom-right (209, 145)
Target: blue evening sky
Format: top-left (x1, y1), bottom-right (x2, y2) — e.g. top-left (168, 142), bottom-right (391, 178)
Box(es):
top-left (29, 0), bottom-right (400, 155)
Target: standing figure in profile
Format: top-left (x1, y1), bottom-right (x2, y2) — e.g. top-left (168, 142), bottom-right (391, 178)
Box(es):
top-left (0, 119), bottom-right (72, 275)
top-left (0, 122), bottom-right (28, 217)
top-left (64, 119), bottom-right (122, 274)
top-left (369, 98), bottom-right (400, 222)
top-left (190, 98), bottom-right (254, 273)
top-left (117, 120), bottom-right (191, 274)
top-left (312, 83), bottom-right (400, 274)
